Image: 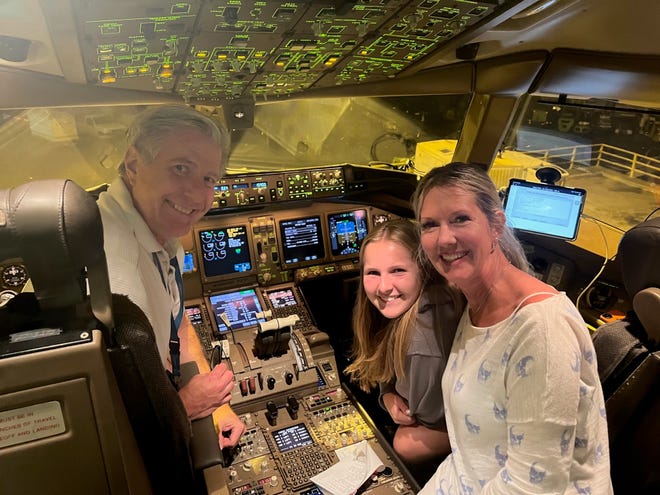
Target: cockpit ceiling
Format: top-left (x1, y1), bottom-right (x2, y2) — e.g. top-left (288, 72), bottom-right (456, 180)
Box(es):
top-left (34, 0), bottom-right (527, 102)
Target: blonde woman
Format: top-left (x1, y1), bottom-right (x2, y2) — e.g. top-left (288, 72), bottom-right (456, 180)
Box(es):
top-left (414, 162), bottom-right (612, 495)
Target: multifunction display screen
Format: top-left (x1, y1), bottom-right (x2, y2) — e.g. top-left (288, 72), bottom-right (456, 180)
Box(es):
top-left (266, 288), bottom-right (297, 309)
top-left (327, 209), bottom-right (368, 257)
top-left (279, 216), bottom-right (325, 266)
top-left (208, 288), bottom-right (264, 332)
top-left (198, 225), bottom-right (252, 278)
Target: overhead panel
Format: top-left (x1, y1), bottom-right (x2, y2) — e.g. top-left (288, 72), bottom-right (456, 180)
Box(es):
top-left (71, 0), bottom-right (520, 102)
top-left (74, 0), bottom-right (202, 91)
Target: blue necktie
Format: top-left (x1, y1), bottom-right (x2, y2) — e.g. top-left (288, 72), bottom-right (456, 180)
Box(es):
top-left (152, 253), bottom-right (184, 384)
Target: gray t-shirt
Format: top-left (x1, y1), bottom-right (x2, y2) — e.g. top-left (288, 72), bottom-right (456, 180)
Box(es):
top-left (379, 289), bottom-right (460, 430)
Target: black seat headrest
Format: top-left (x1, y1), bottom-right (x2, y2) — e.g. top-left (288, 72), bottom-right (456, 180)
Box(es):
top-left (618, 217), bottom-right (660, 297)
top-left (0, 179), bottom-right (112, 331)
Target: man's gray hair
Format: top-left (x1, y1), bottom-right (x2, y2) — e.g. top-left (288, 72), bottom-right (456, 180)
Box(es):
top-left (118, 104), bottom-right (230, 176)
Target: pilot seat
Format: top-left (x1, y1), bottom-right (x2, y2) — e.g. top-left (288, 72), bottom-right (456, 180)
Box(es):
top-left (591, 216), bottom-right (660, 494)
top-left (0, 179), bottom-right (222, 494)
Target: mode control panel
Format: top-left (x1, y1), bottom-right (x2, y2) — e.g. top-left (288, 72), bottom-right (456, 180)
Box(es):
top-left (212, 166), bottom-right (345, 209)
top-left (214, 173), bottom-right (286, 209)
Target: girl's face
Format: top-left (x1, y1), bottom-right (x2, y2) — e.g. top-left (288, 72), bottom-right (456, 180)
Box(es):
top-left (362, 238), bottom-right (422, 319)
top-left (418, 185), bottom-right (501, 291)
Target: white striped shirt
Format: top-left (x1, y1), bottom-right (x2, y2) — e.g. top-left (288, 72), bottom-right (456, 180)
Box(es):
top-left (97, 178), bottom-right (183, 368)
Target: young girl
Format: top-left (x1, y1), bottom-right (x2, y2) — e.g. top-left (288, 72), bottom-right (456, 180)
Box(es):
top-left (345, 219), bottom-right (464, 464)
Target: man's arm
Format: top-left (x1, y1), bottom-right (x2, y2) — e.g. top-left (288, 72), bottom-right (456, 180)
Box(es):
top-left (179, 314), bottom-right (206, 368)
top-left (178, 316), bottom-right (245, 446)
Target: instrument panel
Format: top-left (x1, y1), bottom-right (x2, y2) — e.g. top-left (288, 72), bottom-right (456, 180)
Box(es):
top-left (207, 165), bottom-right (416, 211)
top-left (188, 201), bottom-right (400, 291)
top-left (0, 261), bottom-right (28, 306)
top-left (183, 179), bottom-right (419, 493)
top-left (223, 388), bottom-right (417, 495)
top-left (0, 262), bottom-right (28, 290)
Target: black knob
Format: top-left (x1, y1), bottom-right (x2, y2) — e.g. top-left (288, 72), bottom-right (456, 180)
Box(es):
top-left (284, 372), bottom-right (294, 385)
top-left (266, 376), bottom-right (276, 390)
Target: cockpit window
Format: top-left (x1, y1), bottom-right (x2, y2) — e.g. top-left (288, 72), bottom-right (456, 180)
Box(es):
top-left (0, 95), bottom-right (469, 189)
top-left (502, 95), bottom-right (659, 255)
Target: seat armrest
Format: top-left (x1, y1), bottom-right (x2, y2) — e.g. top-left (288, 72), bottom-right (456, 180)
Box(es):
top-left (180, 362), bottom-right (225, 470)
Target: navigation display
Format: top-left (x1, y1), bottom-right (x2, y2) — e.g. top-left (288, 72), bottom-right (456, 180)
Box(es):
top-left (198, 225), bottom-right (252, 279)
top-left (208, 288), bottom-right (264, 333)
top-left (504, 179), bottom-right (586, 240)
top-left (279, 216), bottom-right (325, 267)
top-left (327, 209), bottom-right (368, 257)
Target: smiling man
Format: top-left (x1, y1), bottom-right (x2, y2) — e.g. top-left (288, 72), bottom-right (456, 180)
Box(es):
top-left (97, 104), bottom-right (244, 447)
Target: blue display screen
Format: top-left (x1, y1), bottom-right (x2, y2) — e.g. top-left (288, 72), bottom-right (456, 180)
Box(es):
top-left (327, 209), bottom-right (368, 256)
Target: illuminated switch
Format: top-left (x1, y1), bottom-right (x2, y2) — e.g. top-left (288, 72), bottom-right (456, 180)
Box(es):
top-left (248, 376), bottom-right (256, 394)
top-left (99, 69), bottom-right (117, 84)
top-left (158, 63), bottom-right (174, 78)
top-left (239, 378), bottom-right (249, 397)
top-left (324, 55), bottom-right (339, 66)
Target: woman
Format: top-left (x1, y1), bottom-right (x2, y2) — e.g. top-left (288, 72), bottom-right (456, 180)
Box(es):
top-left (345, 219), bottom-right (464, 465)
top-left (413, 162), bottom-right (612, 494)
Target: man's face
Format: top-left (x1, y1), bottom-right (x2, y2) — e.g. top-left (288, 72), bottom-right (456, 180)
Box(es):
top-left (124, 127), bottom-right (222, 244)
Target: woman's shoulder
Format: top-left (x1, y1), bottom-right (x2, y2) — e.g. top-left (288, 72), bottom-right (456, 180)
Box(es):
top-left (514, 272), bottom-right (560, 308)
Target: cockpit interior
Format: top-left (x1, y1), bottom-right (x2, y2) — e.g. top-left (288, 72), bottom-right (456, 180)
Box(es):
top-left (1, 0), bottom-right (659, 494)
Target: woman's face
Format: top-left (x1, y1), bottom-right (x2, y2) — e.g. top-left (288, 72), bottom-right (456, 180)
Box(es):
top-left (362, 238), bottom-right (422, 319)
top-left (418, 185), bottom-right (500, 291)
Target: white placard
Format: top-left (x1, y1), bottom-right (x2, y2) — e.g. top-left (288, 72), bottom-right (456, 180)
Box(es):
top-left (0, 401), bottom-right (66, 448)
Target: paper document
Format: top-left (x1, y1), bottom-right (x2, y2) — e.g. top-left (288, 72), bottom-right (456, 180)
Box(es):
top-left (310, 440), bottom-right (384, 495)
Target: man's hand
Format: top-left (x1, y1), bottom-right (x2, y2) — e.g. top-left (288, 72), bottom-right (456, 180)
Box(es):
top-left (216, 406), bottom-right (246, 449)
top-left (179, 362), bottom-right (234, 420)
top-left (382, 392), bottom-right (416, 426)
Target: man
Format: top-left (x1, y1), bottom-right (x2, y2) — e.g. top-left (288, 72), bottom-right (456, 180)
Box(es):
top-left (97, 104), bottom-right (244, 447)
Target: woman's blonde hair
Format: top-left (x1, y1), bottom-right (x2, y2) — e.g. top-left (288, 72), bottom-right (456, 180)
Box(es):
top-left (345, 218), bottom-right (458, 391)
